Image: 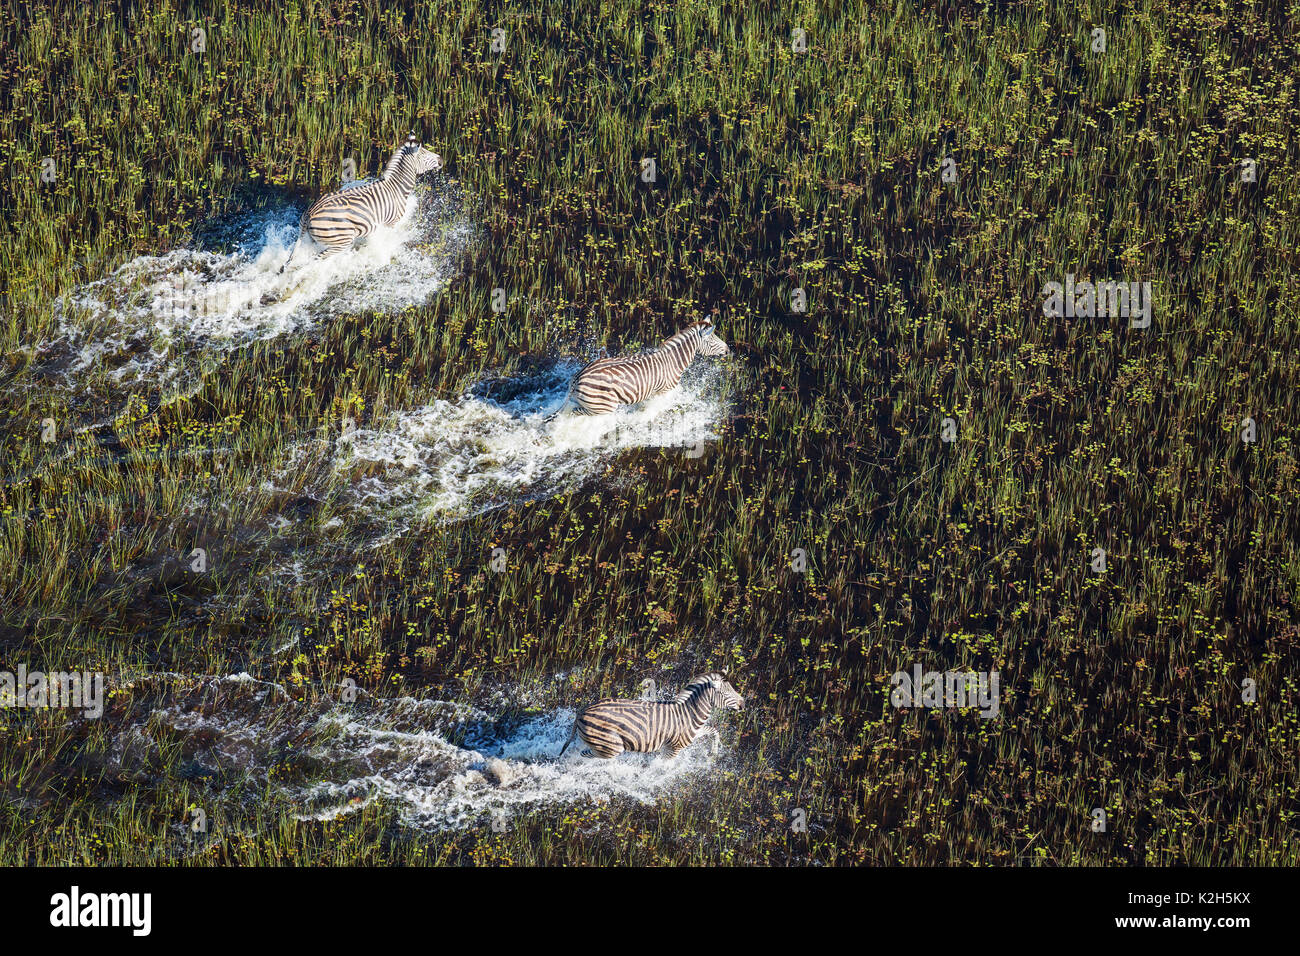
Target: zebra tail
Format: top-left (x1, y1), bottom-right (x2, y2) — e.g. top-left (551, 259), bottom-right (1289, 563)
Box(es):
top-left (542, 385), bottom-right (575, 423)
top-left (279, 207), bottom-right (311, 274)
top-left (557, 714), bottom-right (582, 758)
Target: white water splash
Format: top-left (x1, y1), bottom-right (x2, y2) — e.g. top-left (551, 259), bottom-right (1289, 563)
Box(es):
top-left (114, 675), bottom-right (724, 830)
top-left (228, 360), bottom-right (728, 590)
top-left (41, 182), bottom-right (471, 390)
top-left (326, 360), bottom-right (729, 525)
top-left (292, 704), bottom-right (720, 829)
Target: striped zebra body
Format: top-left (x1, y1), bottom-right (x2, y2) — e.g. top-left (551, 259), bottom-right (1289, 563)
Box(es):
top-left (567, 319), bottom-right (730, 416)
top-left (559, 673), bottom-right (743, 759)
top-left (281, 133), bottom-right (442, 271)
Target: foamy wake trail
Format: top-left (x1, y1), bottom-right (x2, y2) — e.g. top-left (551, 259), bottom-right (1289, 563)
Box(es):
top-left (40, 183), bottom-right (471, 391)
top-left (310, 361), bottom-right (728, 527)
top-left (112, 674), bottom-right (722, 830)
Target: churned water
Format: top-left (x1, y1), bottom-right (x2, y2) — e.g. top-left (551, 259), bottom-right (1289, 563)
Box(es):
top-left (40, 181), bottom-right (471, 392)
top-left (110, 673), bottom-right (723, 831)
top-left (30, 179), bottom-right (734, 829)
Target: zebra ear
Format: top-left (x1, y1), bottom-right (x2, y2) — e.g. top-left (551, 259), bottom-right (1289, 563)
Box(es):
top-left (699, 323), bottom-right (714, 336)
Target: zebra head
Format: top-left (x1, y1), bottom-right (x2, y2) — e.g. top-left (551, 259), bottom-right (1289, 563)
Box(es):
top-left (693, 319), bottom-right (730, 357)
top-left (699, 672), bottom-right (744, 711)
top-left (387, 133), bottom-right (443, 178)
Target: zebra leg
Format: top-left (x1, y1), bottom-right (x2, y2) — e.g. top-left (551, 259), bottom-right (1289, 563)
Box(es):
top-left (659, 740), bottom-right (684, 760)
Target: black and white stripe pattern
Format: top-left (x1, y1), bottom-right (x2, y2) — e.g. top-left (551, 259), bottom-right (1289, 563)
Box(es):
top-left (558, 673), bottom-right (744, 759)
top-left (566, 319), bottom-right (730, 415)
top-left (281, 133), bottom-right (442, 271)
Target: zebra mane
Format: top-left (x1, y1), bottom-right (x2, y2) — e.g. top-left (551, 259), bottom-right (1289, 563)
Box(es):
top-left (661, 321), bottom-right (708, 351)
top-left (672, 673), bottom-right (721, 704)
top-left (382, 134), bottom-right (421, 180)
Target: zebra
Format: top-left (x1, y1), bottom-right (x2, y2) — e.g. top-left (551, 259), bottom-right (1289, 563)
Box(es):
top-left (557, 318), bottom-right (730, 417)
top-left (280, 132), bottom-right (442, 273)
top-left (558, 672), bottom-right (743, 759)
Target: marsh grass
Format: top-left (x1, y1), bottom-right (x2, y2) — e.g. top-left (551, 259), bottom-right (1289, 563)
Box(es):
top-left (1, 0), bottom-right (1298, 864)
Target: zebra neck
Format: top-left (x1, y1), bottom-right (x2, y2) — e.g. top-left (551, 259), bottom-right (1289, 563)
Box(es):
top-left (678, 690), bottom-right (715, 732)
top-left (382, 166), bottom-right (419, 197)
top-left (659, 330), bottom-right (699, 375)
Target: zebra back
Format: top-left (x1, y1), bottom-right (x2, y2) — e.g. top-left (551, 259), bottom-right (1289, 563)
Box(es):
top-left (570, 319), bottom-right (729, 415)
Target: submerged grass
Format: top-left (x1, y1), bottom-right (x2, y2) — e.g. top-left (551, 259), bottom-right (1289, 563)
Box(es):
top-left (1, 0), bottom-right (1299, 864)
